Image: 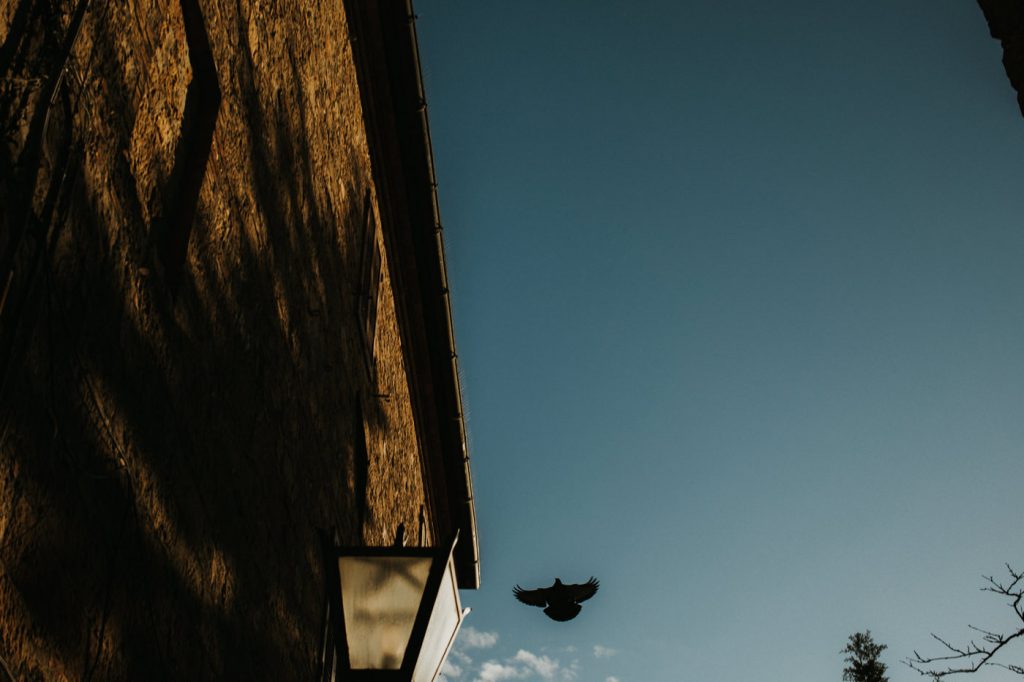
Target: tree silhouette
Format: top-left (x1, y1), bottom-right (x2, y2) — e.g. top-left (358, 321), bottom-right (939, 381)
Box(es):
top-left (906, 564), bottom-right (1024, 679)
top-left (843, 631), bottom-right (889, 682)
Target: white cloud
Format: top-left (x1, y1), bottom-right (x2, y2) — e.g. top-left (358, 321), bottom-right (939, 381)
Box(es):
top-left (606, 677), bottom-right (620, 682)
top-left (441, 658), bottom-right (463, 678)
top-left (465, 648), bottom-right (579, 682)
top-left (460, 626), bottom-right (500, 649)
top-left (476, 661), bottom-right (526, 682)
top-left (513, 650), bottom-right (560, 679)
top-left (593, 645), bottom-right (618, 659)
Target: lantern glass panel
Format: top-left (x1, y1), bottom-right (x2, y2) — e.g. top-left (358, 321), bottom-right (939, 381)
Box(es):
top-left (412, 554), bottom-right (464, 682)
top-left (338, 556), bottom-right (433, 669)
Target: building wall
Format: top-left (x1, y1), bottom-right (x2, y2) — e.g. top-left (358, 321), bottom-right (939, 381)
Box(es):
top-left (0, 0), bottom-right (432, 678)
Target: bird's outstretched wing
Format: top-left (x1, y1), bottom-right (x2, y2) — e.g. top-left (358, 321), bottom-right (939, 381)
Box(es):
top-left (566, 577), bottom-right (599, 603)
top-left (513, 585), bottom-right (548, 607)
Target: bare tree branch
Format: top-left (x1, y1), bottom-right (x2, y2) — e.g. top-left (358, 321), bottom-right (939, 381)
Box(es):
top-left (904, 564), bottom-right (1024, 679)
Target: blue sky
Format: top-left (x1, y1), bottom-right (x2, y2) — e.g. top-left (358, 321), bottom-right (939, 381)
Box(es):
top-left (415, 2), bottom-right (1024, 680)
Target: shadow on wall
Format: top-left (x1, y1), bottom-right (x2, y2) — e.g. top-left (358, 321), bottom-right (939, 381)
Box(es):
top-left (0, 0), bottom-right (388, 678)
top-left (0, 0), bottom-right (89, 390)
top-left (155, 0), bottom-right (221, 296)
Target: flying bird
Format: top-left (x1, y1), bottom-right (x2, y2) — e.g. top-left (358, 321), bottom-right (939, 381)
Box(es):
top-left (513, 577), bottom-right (599, 622)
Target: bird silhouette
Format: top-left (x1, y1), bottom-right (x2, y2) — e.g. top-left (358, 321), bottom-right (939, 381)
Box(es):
top-left (513, 577), bottom-right (599, 621)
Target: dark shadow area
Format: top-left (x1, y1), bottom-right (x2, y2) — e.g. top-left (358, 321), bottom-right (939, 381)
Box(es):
top-left (0, 1), bottom-right (86, 410)
top-left (0, 0), bottom-right (89, 298)
top-left (0, 0), bottom-right (37, 78)
top-left (0, 86), bottom-right (76, 398)
top-left (353, 394), bottom-right (370, 538)
top-left (155, 0), bottom-right (221, 296)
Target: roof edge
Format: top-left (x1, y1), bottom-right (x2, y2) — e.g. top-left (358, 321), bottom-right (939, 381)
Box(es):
top-left (343, 0), bottom-right (480, 588)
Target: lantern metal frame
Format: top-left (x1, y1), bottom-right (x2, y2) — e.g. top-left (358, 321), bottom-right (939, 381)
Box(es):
top-left (320, 532), bottom-right (466, 682)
